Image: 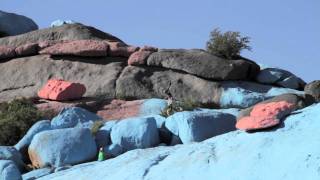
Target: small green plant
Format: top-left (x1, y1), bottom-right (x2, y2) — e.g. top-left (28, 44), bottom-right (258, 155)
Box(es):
top-left (0, 98), bottom-right (51, 146)
top-left (206, 28), bottom-right (252, 60)
top-left (90, 120), bottom-right (104, 136)
top-left (160, 99), bottom-right (199, 117)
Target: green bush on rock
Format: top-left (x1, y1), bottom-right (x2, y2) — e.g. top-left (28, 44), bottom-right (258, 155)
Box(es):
top-left (0, 98), bottom-right (53, 146)
top-left (206, 28), bottom-right (252, 60)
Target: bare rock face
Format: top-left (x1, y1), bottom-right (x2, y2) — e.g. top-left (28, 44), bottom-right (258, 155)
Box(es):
top-left (0, 24), bottom-right (124, 47)
top-left (0, 55), bottom-right (126, 102)
top-left (116, 66), bottom-right (222, 106)
top-left (128, 50), bottom-right (153, 66)
top-left (147, 49), bottom-right (260, 81)
top-left (39, 40), bottom-right (109, 57)
top-left (0, 46), bottom-right (16, 60)
top-left (14, 43), bottom-right (39, 56)
top-left (106, 41), bottom-right (139, 57)
top-left (304, 80), bottom-right (320, 102)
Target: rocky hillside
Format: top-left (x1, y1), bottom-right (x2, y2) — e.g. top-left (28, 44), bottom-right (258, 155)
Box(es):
top-left (1, 12), bottom-right (320, 180)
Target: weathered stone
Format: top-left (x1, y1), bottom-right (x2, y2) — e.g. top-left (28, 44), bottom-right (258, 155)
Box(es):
top-left (147, 49), bottom-right (260, 80)
top-left (304, 80), bottom-right (320, 102)
top-left (0, 55), bottom-right (126, 102)
top-left (39, 40), bottom-right (109, 57)
top-left (0, 24), bottom-right (124, 47)
top-left (0, 146), bottom-right (25, 172)
top-left (116, 66), bottom-right (221, 106)
top-left (0, 160), bottom-right (22, 180)
top-left (38, 79), bottom-right (86, 101)
top-left (0, 46), bottom-right (16, 60)
top-left (0, 10), bottom-right (38, 37)
top-left (106, 41), bottom-right (139, 57)
top-left (128, 50), bottom-right (153, 65)
top-left (14, 43), bottom-right (39, 56)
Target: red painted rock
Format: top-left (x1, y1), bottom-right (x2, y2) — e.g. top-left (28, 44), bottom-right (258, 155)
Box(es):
top-left (236, 101), bottom-right (295, 131)
top-left (106, 41), bottom-right (139, 57)
top-left (0, 46), bottom-right (16, 59)
top-left (140, 45), bottom-right (158, 52)
top-left (39, 40), bottom-right (109, 57)
top-left (128, 50), bottom-right (153, 65)
top-left (15, 43), bottom-right (39, 56)
top-left (97, 99), bottom-right (143, 120)
top-left (36, 98), bottom-right (100, 114)
top-left (38, 79), bottom-right (86, 101)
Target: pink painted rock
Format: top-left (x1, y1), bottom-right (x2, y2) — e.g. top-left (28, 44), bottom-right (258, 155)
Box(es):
top-left (140, 45), bottom-right (158, 52)
top-left (36, 98), bottom-right (100, 114)
top-left (236, 101), bottom-right (295, 131)
top-left (15, 43), bottom-right (39, 56)
top-left (0, 46), bottom-right (16, 60)
top-left (128, 50), bottom-right (153, 65)
top-left (39, 40), bottom-right (109, 57)
top-left (106, 41), bottom-right (139, 57)
top-left (38, 79), bottom-right (86, 101)
top-left (97, 99), bottom-right (143, 120)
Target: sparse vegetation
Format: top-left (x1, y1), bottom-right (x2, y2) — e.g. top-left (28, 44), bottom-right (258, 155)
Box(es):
top-left (91, 120), bottom-right (104, 136)
top-left (0, 98), bottom-right (54, 146)
top-left (160, 99), bottom-right (199, 117)
top-left (206, 28), bottom-right (252, 60)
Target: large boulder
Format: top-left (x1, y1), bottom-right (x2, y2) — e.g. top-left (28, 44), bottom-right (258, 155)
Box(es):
top-left (28, 128), bottom-right (97, 168)
top-left (110, 117), bottom-right (159, 152)
top-left (51, 107), bottom-right (102, 129)
top-left (165, 111), bottom-right (236, 144)
top-left (95, 121), bottom-right (117, 148)
top-left (0, 24), bottom-right (124, 47)
top-left (128, 50), bottom-right (154, 65)
top-left (0, 147), bottom-right (24, 171)
top-left (0, 160), bottom-right (22, 180)
top-left (304, 80), bottom-right (320, 102)
top-left (256, 67), bottom-right (305, 90)
top-left (38, 79), bottom-right (86, 101)
top-left (147, 49), bottom-right (260, 81)
top-left (0, 55), bottom-right (126, 102)
top-left (97, 98), bottom-right (167, 120)
top-left (236, 93), bottom-right (307, 131)
top-left (36, 103), bottom-right (320, 180)
top-left (0, 10), bottom-right (38, 37)
top-left (106, 41), bottom-right (138, 57)
top-left (39, 40), bottom-right (109, 57)
top-left (116, 66), bottom-right (222, 106)
top-left (15, 120), bottom-right (51, 161)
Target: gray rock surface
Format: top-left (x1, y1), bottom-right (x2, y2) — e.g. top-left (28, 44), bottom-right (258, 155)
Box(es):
top-left (304, 80), bottom-right (320, 102)
top-left (0, 55), bottom-right (126, 102)
top-left (0, 24), bottom-right (124, 47)
top-left (116, 65), bottom-right (222, 106)
top-left (147, 49), bottom-right (260, 80)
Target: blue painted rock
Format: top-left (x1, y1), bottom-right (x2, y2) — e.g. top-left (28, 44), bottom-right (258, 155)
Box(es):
top-left (51, 107), bottom-right (102, 129)
top-left (37, 103), bottom-right (320, 180)
top-left (0, 10), bottom-right (38, 37)
top-left (110, 117), bottom-right (159, 151)
top-left (104, 144), bottom-right (124, 158)
top-left (50, 20), bottom-right (77, 27)
top-left (0, 160), bottom-right (22, 180)
top-left (97, 99), bottom-right (167, 120)
top-left (15, 120), bottom-right (51, 161)
top-left (256, 67), bottom-right (305, 90)
top-left (165, 111), bottom-right (236, 144)
top-left (28, 128), bottom-right (97, 168)
top-left (0, 147), bottom-right (24, 172)
top-left (22, 167), bottom-right (53, 180)
top-left (95, 121), bottom-right (117, 148)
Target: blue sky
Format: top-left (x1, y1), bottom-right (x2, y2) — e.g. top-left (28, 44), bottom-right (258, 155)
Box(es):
top-left (2, 0), bottom-right (319, 82)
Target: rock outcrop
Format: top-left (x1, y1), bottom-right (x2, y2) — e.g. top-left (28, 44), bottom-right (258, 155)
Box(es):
top-left (147, 49), bottom-right (260, 81)
top-left (34, 103), bottom-right (320, 180)
top-left (0, 160), bottom-right (22, 180)
top-left (0, 10), bottom-right (38, 37)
